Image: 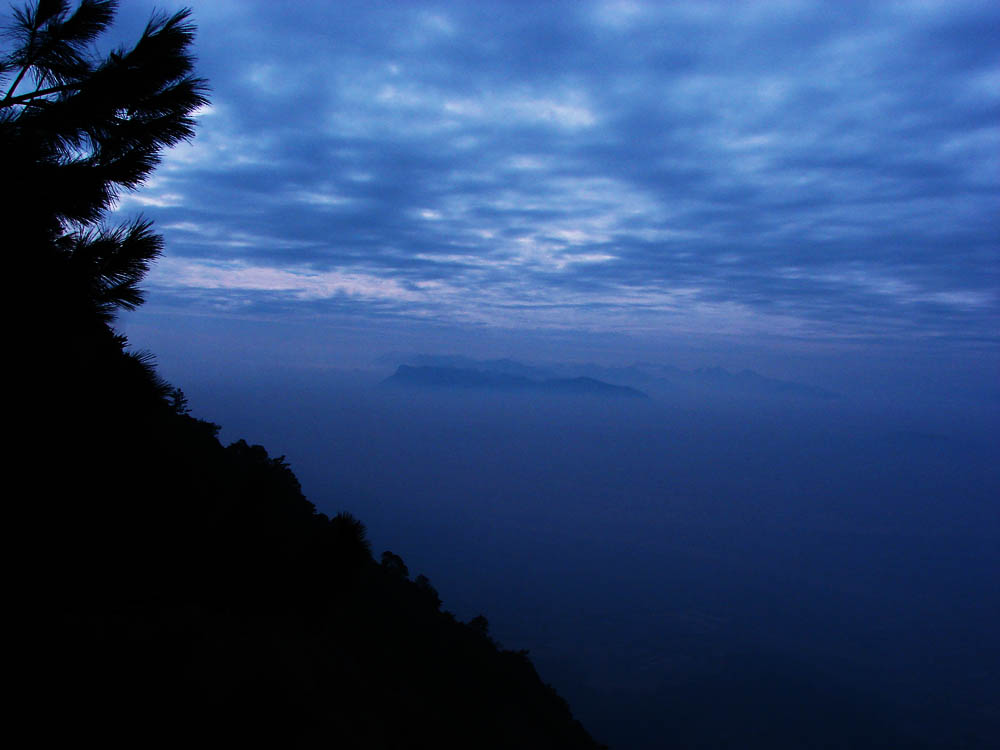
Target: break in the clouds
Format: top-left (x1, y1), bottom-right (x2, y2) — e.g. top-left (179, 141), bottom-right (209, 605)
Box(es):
top-left (103, 0), bottom-right (997, 344)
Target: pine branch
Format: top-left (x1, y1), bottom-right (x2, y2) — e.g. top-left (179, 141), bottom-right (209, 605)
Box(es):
top-left (0, 79), bottom-right (79, 107)
top-left (3, 1), bottom-right (117, 101)
top-left (3, 62), bottom-right (32, 101)
top-left (3, 1), bottom-right (208, 322)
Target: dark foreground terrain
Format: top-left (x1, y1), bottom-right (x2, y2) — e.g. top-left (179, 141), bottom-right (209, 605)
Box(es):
top-left (170, 364), bottom-right (999, 750)
top-left (26, 329), bottom-right (603, 749)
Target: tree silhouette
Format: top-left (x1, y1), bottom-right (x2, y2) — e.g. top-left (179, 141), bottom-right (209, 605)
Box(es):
top-left (7, 8), bottom-right (610, 748)
top-left (2, 0), bottom-right (208, 336)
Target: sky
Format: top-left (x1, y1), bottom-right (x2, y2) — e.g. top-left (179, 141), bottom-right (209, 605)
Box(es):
top-left (73, 1), bottom-right (1000, 390)
top-left (11, 6), bottom-right (997, 744)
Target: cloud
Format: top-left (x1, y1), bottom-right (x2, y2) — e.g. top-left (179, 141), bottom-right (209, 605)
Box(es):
top-left (110, 0), bottom-right (998, 348)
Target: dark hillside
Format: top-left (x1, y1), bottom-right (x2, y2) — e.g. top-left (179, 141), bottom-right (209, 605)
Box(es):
top-left (4, 4), bottom-right (601, 743)
top-left (30, 331), bottom-right (605, 749)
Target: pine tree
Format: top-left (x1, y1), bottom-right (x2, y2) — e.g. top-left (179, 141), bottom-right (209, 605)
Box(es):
top-left (1, 0), bottom-right (208, 340)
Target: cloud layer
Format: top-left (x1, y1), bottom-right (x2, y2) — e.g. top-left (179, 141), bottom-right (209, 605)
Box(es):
top-left (101, 0), bottom-right (998, 347)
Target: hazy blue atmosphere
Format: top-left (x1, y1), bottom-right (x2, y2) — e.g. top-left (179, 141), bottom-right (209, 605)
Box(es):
top-left (62, 0), bottom-right (1000, 746)
top-left (127, 359), bottom-right (999, 747)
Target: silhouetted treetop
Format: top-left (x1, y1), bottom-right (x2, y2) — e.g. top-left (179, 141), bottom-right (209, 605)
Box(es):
top-left (3, 0), bottom-right (208, 327)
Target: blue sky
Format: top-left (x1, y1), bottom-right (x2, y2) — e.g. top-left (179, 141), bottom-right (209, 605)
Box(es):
top-left (89, 1), bottom-right (998, 387)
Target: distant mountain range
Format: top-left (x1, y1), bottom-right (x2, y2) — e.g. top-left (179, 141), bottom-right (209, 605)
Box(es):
top-left (377, 354), bottom-right (839, 400)
top-left (383, 365), bottom-right (648, 398)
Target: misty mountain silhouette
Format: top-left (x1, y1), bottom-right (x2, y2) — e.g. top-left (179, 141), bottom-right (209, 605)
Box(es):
top-left (383, 365), bottom-right (648, 398)
top-left (376, 353), bottom-right (554, 380)
top-left (381, 355), bottom-right (838, 400)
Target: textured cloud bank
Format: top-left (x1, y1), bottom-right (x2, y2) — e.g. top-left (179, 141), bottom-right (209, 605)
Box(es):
top-left (99, 0), bottom-right (998, 348)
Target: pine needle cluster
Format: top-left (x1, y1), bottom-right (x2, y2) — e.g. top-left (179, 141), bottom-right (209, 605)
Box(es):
top-left (2, 0), bottom-right (208, 331)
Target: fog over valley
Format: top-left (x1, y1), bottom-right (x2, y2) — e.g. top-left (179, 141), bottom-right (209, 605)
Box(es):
top-left (157, 352), bottom-right (999, 749)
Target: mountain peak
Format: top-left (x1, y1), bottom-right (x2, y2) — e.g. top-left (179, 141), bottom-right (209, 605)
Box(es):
top-left (383, 365), bottom-right (647, 398)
